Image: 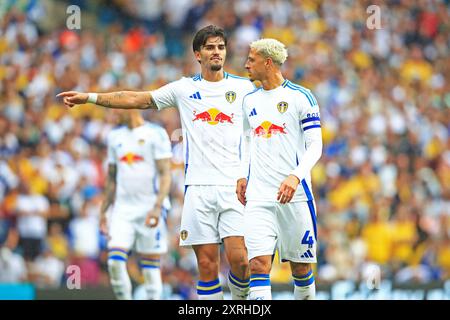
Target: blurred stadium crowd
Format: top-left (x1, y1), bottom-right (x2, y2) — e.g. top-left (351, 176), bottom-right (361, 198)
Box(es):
top-left (0, 0), bottom-right (449, 299)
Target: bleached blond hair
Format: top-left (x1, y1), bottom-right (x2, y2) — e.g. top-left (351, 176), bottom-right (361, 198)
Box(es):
top-left (250, 38), bottom-right (288, 66)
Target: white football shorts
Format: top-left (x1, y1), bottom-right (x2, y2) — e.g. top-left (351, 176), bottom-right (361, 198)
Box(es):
top-left (108, 209), bottom-right (168, 254)
top-left (244, 200), bottom-right (318, 263)
top-left (179, 185), bottom-right (245, 246)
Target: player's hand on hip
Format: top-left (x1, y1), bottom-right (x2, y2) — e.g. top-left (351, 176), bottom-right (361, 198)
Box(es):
top-left (145, 208), bottom-right (160, 228)
top-left (56, 91), bottom-right (88, 108)
top-left (277, 174), bottom-right (300, 204)
top-left (236, 178), bottom-right (247, 206)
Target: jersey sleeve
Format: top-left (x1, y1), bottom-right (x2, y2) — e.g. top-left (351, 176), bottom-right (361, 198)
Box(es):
top-left (239, 94), bottom-right (252, 179)
top-left (150, 80), bottom-right (179, 110)
top-left (106, 131), bottom-right (117, 165)
top-left (298, 89), bottom-right (321, 132)
top-left (153, 127), bottom-right (173, 160)
top-left (291, 90), bottom-right (323, 182)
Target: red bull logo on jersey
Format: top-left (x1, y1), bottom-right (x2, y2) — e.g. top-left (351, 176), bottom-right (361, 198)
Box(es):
top-left (119, 153), bottom-right (144, 164)
top-left (192, 108), bottom-right (234, 125)
top-left (253, 121), bottom-right (287, 138)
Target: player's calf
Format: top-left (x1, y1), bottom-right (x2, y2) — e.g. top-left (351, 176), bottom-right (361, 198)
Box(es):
top-left (196, 256), bottom-right (220, 280)
top-left (224, 238), bottom-right (250, 300)
top-left (227, 271), bottom-right (250, 300)
top-left (193, 244), bottom-right (223, 300)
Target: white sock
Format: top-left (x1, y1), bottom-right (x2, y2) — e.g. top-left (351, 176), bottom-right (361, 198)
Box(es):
top-left (107, 249), bottom-right (132, 300)
top-left (293, 270), bottom-right (316, 300)
top-left (140, 258), bottom-right (163, 300)
top-left (228, 271), bottom-right (250, 300)
top-left (249, 274), bottom-right (272, 300)
top-left (197, 279), bottom-right (224, 300)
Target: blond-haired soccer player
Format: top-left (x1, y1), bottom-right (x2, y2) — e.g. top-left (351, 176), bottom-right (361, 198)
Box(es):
top-left (57, 25), bottom-right (253, 300)
top-left (237, 38), bottom-right (322, 300)
top-left (101, 109), bottom-right (172, 300)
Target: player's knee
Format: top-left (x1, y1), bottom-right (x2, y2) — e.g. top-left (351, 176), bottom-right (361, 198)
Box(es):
top-left (250, 258), bottom-right (271, 274)
top-left (228, 249), bottom-right (249, 267)
top-left (233, 258), bottom-right (249, 273)
top-left (197, 256), bottom-right (219, 276)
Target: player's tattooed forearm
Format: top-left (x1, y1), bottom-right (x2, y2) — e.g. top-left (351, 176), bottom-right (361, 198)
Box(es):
top-left (114, 92), bottom-right (124, 100)
top-left (104, 184), bottom-right (115, 203)
top-left (98, 92), bottom-right (125, 107)
top-left (101, 165), bottom-right (117, 212)
top-left (98, 95), bottom-right (112, 107)
top-left (106, 165), bottom-right (117, 194)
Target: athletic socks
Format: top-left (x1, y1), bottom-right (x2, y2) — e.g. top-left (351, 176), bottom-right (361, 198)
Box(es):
top-left (293, 269), bottom-right (316, 300)
top-left (249, 274), bottom-right (272, 300)
top-left (140, 258), bottom-right (163, 300)
top-left (107, 248), bottom-right (132, 300)
top-left (197, 278), bottom-right (224, 300)
top-left (227, 271), bottom-right (250, 300)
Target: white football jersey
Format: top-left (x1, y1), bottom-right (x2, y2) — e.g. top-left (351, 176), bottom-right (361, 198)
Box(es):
top-left (106, 122), bottom-right (172, 218)
top-left (151, 72), bottom-right (255, 186)
top-left (242, 80), bottom-right (322, 202)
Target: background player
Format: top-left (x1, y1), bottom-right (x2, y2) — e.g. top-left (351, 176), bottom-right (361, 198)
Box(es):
top-left (57, 25), bottom-right (255, 300)
top-left (237, 38), bottom-right (323, 300)
top-left (101, 108), bottom-right (172, 300)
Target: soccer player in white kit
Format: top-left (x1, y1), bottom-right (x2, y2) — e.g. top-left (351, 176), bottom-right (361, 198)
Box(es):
top-left (57, 25), bottom-right (254, 300)
top-left (100, 109), bottom-right (172, 300)
top-left (236, 39), bottom-right (323, 300)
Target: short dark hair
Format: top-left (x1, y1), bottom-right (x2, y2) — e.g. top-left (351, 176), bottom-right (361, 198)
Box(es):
top-left (192, 25), bottom-right (227, 52)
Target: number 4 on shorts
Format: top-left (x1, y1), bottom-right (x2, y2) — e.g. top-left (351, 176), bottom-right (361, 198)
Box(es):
top-left (301, 231), bottom-right (314, 248)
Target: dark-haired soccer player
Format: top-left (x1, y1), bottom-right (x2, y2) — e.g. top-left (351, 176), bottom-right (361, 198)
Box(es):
top-left (58, 25), bottom-right (254, 300)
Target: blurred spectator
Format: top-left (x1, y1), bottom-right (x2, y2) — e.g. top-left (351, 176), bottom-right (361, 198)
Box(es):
top-left (14, 180), bottom-right (49, 262)
top-left (66, 187), bottom-right (102, 287)
top-left (0, 228), bottom-right (27, 283)
top-left (47, 222), bottom-right (69, 261)
top-left (68, 191), bottom-right (101, 259)
top-left (0, 159), bottom-right (18, 204)
top-left (27, 244), bottom-right (65, 289)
